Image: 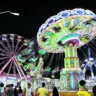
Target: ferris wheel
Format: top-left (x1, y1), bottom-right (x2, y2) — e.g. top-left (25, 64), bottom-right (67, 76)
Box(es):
top-left (0, 34), bottom-right (28, 80)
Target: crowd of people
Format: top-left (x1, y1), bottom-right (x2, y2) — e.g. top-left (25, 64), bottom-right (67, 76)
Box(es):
top-left (0, 82), bottom-right (48, 96)
top-left (0, 80), bottom-right (96, 96)
top-left (0, 83), bottom-right (22, 96)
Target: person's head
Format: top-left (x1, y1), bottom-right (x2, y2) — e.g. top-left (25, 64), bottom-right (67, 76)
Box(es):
top-left (53, 87), bottom-right (59, 96)
top-left (92, 86), bottom-right (96, 95)
top-left (9, 84), bottom-right (13, 88)
top-left (19, 86), bottom-right (21, 89)
top-left (19, 86), bottom-right (22, 93)
top-left (53, 87), bottom-right (58, 92)
top-left (27, 82), bottom-right (31, 88)
top-left (0, 82), bottom-right (4, 87)
top-left (6, 85), bottom-right (9, 88)
top-left (42, 82), bottom-right (45, 87)
top-left (79, 80), bottom-right (86, 87)
top-left (14, 86), bottom-right (18, 92)
top-left (11, 84), bottom-right (13, 87)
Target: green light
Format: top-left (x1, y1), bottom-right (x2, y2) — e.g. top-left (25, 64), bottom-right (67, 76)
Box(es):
top-left (60, 33), bottom-right (80, 42)
top-left (45, 31), bottom-right (54, 37)
top-left (34, 67), bottom-right (38, 71)
top-left (28, 42), bottom-right (33, 47)
top-left (80, 37), bottom-right (88, 42)
top-left (38, 49), bottom-right (46, 55)
top-left (24, 64), bottom-right (32, 70)
top-left (23, 49), bottom-right (30, 55)
top-left (30, 58), bottom-right (37, 62)
top-left (17, 54), bottom-right (26, 63)
top-left (45, 67), bottom-right (51, 71)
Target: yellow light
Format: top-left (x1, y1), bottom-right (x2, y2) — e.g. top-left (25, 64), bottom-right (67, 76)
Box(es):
top-left (52, 74), bottom-right (54, 78)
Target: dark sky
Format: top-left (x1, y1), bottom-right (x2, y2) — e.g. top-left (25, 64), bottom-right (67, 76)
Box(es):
top-left (0, 1), bottom-right (95, 39)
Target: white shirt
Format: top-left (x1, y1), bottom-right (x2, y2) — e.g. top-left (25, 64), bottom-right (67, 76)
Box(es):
top-left (0, 87), bottom-right (4, 93)
top-left (26, 87), bottom-right (32, 96)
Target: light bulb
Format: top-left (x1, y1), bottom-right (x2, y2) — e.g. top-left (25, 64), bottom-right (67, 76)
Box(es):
top-left (11, 13), bottom-right (19, 16)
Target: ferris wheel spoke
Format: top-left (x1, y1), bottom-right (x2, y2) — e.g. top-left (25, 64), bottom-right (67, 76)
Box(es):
top-left (14, 57), bottom-right (27, 80)
top-left (16, 44), bottom-right (24, 53)
top-left (5, 40), bottom-right (12, 51)
top-left (0, 53), bottom-right (9, 57)
top-left (15, 41), bottom-right (19, 52)
top-left (13, 59), bottom-right (22, 79)
top-left (0, 41), bottom-right (10, 52)
top-left (0, 48), bottom-right (9, 54)
top-left (7, 61), bottom-right (13, 74)
top-left (13, 62), bottom-right (16, 76)
top-left (0, 59), bottom-right (9, 66)
top-left (0, 57), bottom-right (9, 60)
top-left (0, 56), bottom-right (14, 74)
top-left (30, 36), bottom-right (36, 41)
top-left (11, 40), bottom-right (15, 52)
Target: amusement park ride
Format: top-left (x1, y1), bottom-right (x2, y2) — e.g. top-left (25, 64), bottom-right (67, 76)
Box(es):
top-left (0, 8), bottom-right (96, 92)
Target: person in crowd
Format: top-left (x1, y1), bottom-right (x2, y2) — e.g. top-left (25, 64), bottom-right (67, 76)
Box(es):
top-left (8, 84), bottom-right (14, 96)
top-left (18, 86), bottom-right (23, 96)
top-left (92, 86), bottom-right (96, 96)
top-left (50, 87), bottom-right (59, 96)
top-left (24, 82), bottom-right (33, 96)
top-left (38, 82), bottom-right (48, 96)
top-left (14, 86), bottom-right (19, 96)
top-left (5, 85), bottom-right (9, 93)
top-left (0, 82), bottom-right (4, 96)
top-left (34, 88), bottom-right (38, 96)
top-left (77, 80), bottom-right (91, 96)
top-left (5, 85), bottom-right (9, 96)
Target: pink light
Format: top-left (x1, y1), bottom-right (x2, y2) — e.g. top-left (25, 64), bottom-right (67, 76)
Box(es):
top-left (7, 60), bottom-right (13, 74)
top-left (0, 56), bottom-right (14, 74)
top-left (13, 59), bottom-right (22, 79)
top-left (14, 57), bottom-right (27, 81)
top-left (18, 36), bottom-right (22, 39)
top-left (55, 67), bottom-right (59, 71)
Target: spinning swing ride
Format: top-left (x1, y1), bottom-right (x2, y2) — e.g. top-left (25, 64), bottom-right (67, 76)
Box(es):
top-left (37, 8), bottom-right (96, 53)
